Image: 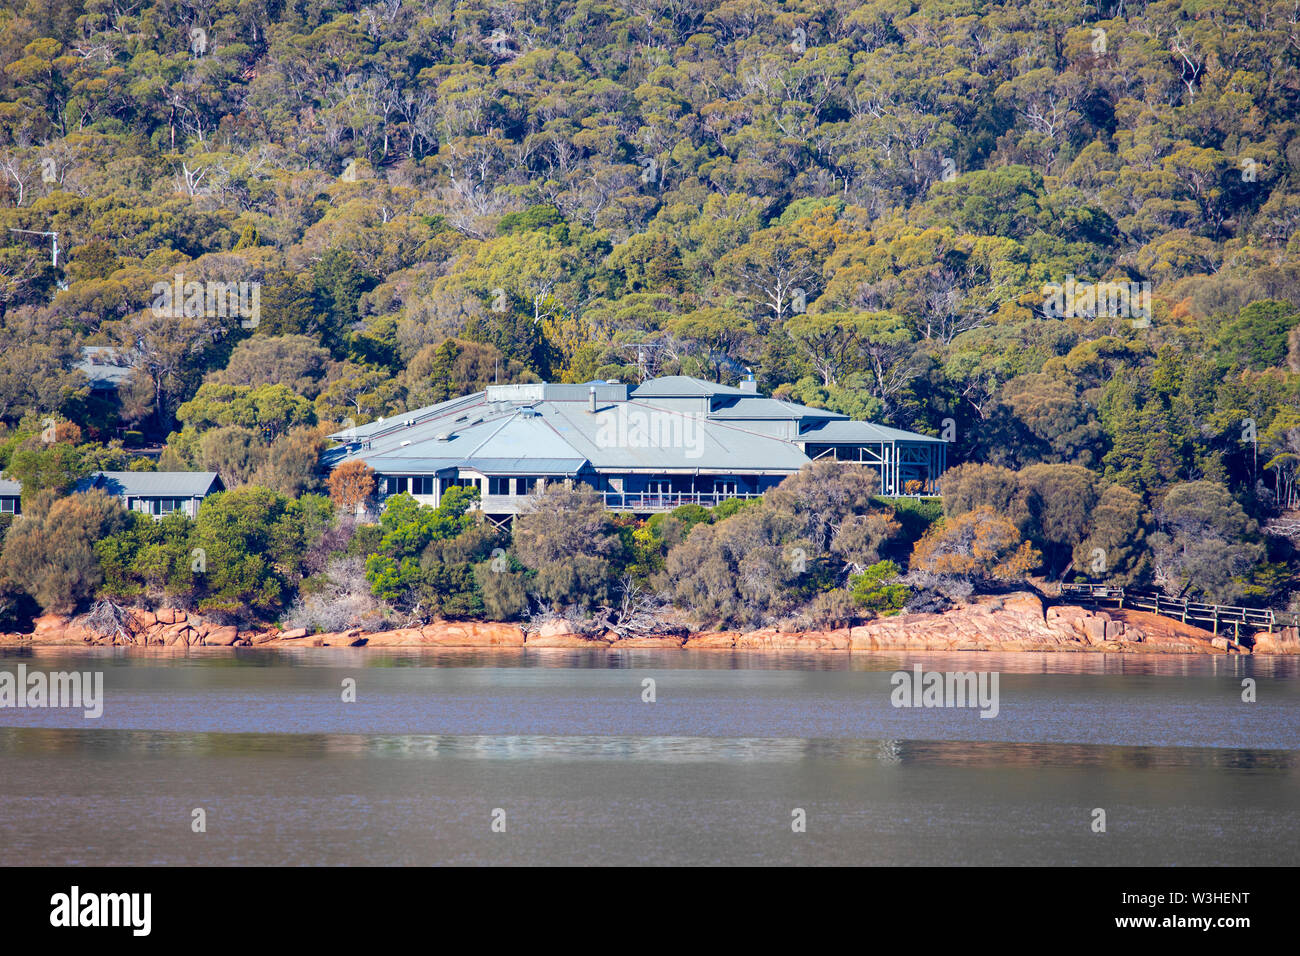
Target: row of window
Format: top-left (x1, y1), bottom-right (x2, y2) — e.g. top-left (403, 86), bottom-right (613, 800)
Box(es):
top-left (383, 476), bottom-right (544, 497)
top-left (488, 476), bottom-right (540, 496)
top-left (128, 497), bottom-right (190, 515)
top-left (2, 497), bottom-right (193, 517)
top-left (381, 475), bottom-right (780, 498)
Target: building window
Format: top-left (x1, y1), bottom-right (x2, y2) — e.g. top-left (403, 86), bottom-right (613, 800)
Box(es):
top-left (412, 476), bottom-right (436, 495)
top-left (440, 476), bottom-right (479, 494)
top-left (516, 476), bottom-right (539, 495)
top-left (155, 498), bottom-right (187, 515)
top-left (0, 498), bottom-right (16, 514)
top-left (488, 476), bottom-right (511, 496)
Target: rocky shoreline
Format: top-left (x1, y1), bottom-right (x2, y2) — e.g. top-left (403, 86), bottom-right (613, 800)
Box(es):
top-left (3, 592), bottom-right (1297, 654)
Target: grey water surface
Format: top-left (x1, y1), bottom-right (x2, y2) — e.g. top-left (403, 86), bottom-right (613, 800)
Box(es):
top-left (1, 647), bottom-right (1296, 865)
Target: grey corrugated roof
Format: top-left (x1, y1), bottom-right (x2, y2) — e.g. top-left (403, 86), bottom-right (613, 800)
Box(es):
top-left (707, 397), bottom-right (843, 420)
top-left (486, 382), bottom-right (629, 403)
top-left (79, 471), bottom-right (223, 497)
top-left (365, 454), bottom-right (585, 476)
top-left (540, 401), bottom-right (813, 471)
top-left (328, 392), bottom-right (488, 440)
top-left (360, 412), bottom-right (588, 475)
top-left (74, 346), bottom-right (136, 389)
top-left (800, 420), bottom-right (946, 444)
top-left (630, 375), bottom-right (750, 397)
top-left (327, 374), bottom-right (941, 476)
top-left (0, 478), bottom-right (20, 496)
top-left (363, 457), bottom-right (461, 472)
top-left (461, 457), bottom-right (586, 475)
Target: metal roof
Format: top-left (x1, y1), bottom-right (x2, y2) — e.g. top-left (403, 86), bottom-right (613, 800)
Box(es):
top-left (485, 381), bottom-right (629, 403)
top-left (328, 392), bottom-right (490, 441)
top-left (707, 397), bottom-right (844, 421)
top-left (73, 346), bottom-right (136, 389)
top-left (540, 400), bottom-right (813, 471)
top-left (77, 471), bottom-right (224, 497)
top-left (326, 375), bottom-right (942, 477)
top-left (800, 419), bottom-right (946, 444)
top-left (630, 375), bottom-right (751, 398)
top-left (0, 479), bottom-right (20, 496)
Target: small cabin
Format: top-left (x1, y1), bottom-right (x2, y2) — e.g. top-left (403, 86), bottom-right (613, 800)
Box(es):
top-left (76, 471), bottom-right (224, 518)
top-left (0, 478), bottom-right (19, 516)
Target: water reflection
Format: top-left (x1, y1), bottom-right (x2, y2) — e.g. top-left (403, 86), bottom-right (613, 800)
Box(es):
top-left (4, 645), bottom-right (1299, 678)
top-left (3, 726), bottom-right (1294, 772)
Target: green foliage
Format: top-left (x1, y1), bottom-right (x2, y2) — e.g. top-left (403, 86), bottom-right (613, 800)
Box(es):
top-left (176, 383), bottom-right (316, 440)
top-left (874, 497), bottom-right (944, 545)
top-left (0, 0), bottom-right (1295, 618)
top-left (1215, 301), bottom-right (1300, 372)
top-left (4, 442), bottom-right (90, 498)
top-left (849, 561), bottom-right (911, 614)
top-left (512, 485), bottom-right (627, 611)
top-left (661, 463), bottom-right (902, 628)
top-left (189, 487), bottom-right (332, 616)
top-left (1148, 482), bottom-right (1266, 603)
top-left (97, 512), bottom-right (198, 603)
top-left (361, 488), bottom-right (502, 617)
top-left (0, 489), bottom-right (130, 613)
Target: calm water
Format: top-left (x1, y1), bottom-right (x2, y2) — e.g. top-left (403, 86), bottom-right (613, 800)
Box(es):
top-left (1, 648), bottom-right (1298, 865)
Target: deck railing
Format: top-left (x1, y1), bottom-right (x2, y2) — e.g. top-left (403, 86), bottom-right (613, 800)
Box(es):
top-left (601, 490), bottom-right (768, 510)
top-left (1061, 583), bottom-right (1299, 634)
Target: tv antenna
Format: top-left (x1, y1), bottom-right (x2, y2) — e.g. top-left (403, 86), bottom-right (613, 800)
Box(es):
top-left (617, 340), bottom-right (674, 382)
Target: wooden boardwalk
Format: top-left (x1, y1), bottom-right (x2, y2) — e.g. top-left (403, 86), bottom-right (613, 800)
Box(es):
top-left (1061, 583), bottom-right (1300, 639)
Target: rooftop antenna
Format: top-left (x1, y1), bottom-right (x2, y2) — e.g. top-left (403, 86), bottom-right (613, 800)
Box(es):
top-left (617, 340), bottom-right (673, 383)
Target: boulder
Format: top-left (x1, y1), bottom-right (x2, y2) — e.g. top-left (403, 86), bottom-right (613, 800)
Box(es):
top-left (363, 627), bottom-right (425, 647)
top-left (419, 622), bottom-right (525, 647)
top-left (525, 617), bottom-right (608, 647)
top-left (526, 620), bottom-right (610, 647)
top-left (203, 625), bottom-right (239, 646)
top-left (33, 613), bottom-right (69, 633)
top-left (683, 631), bottom-right (739, 649)
top-left (608, 634), bottom-right (686, 648)
top-left (536, 618), bottom-right (581, 638)
top-left (160, 620), bottom-right (191, 640)
top-left (1251, 628), bottom-right (1300, 655)
top-left (736, 628), bottom-right (851, 650)
top-left (322, 632), bottom-right (368, 646)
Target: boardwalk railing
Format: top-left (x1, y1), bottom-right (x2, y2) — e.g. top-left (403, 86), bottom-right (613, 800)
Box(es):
top-left (602, 490), bottom-right (765, 511)
top-left (1061, 583), bottom-right (1300, 637)
top-left (601, 490), bottom-right (942, 512)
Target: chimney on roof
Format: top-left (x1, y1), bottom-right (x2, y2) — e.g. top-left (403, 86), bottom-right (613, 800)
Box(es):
top-left (588, 385), bottom-right (597, 413)
top-left (740, 373), bottom-right (758, 394)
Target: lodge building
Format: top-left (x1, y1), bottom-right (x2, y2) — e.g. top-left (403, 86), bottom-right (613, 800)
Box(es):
top-left (323, 375), bottom-right (947, 519)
